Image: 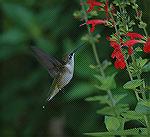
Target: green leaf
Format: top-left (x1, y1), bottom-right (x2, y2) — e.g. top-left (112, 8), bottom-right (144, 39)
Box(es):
top-left (123, 79), bottom-right (143, 89)
top-left (85, 95), bottom-right (110, 104)
top-left (138, 21), bottom-right (147, 28)
top-left (94, 75), bottom-right (105, 83)
top-left (135, 101), bottom-right (150, 114)
top-left (136, 57), bottom-right (148, 68)
top-left (97, 104), bottom-right (129, 116)
top-left (114, 94), bottom-right (128, 104)
top-left (135, 47), bottom-right (143, 52)
top-left (0, 29), bottom-right (26, 45)
top-left (121, 111), bottom-right (144, 120)
top-left (94, 73), bottom-right (117, 91)
top-left (2, 3), bottom-right (35, 28)
top-left (84, 128), bottom-right (147, 136)
top-left (105, 116), bottom-right (121, 131)
top-left (142, 62), bottom-right (150, 72)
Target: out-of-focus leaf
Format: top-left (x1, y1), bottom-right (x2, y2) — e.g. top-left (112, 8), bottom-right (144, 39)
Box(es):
top-left (0, 29), bottom-right (27, 45)
top-left (2, 3), bottom-right (41, 38)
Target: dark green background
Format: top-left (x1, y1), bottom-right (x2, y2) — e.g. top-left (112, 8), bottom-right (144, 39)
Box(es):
top-left (0, 0), bottom-right (150, 137)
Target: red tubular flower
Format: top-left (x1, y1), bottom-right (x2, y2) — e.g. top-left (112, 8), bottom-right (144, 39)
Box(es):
top-left (109, 40), bottom-right (126, 69)
top-left (114, 59), bottom-right (126, 69)
top-left (86, 19), bottom-right (106, 32)
top-left (143, 38), bottom-right (150, 53)
top-left (123, 39), bottom-right (142, 55)
top-left (126, 32), bottom-right (144, 39)
top-left (86, 0), bottom-right (102, 13)
top-left (123, 39), bottom-right (141, 47)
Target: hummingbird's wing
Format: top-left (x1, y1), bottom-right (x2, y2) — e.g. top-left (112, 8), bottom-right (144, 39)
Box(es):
top-left (31, 46), bottom-right (64, 78)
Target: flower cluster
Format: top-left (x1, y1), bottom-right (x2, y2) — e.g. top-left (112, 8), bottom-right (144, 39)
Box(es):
top-left (80, 0), bottom-right (109, 32)
top-left (109, 39), bottom-right (126, 69)
top-left (124, 32), bottom-right (150, 54)
top-left (107, 32), bottom-right (150, 69)
top-left (81, 0), bottom-right (150, 69)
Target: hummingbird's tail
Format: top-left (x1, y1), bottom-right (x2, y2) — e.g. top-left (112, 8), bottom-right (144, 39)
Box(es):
top-left (42, 87), bottom-right (60, 109)
top-left (46, 87), bottom-right (60, 101)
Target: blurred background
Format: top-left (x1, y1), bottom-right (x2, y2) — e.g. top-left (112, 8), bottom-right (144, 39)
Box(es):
top-left (0, 0), bottom-right (150, 137)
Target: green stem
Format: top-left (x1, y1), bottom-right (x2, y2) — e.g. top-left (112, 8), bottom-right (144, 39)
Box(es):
top-left (109, 6), bottom-right (141, 102)
top-left (130, 50), bottom-right (146, 100)
top-left (80, 2), bottom-right (105, 77)
top-left (132, 1), bottom-right (148, 37)
top-left (125, 60), bottom-right (140, 101)
top-left (81, 0), bottom-right (116, 113)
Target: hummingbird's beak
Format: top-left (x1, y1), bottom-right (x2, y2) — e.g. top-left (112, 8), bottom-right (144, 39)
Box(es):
top-left (70, 42), bottom-right (87, 54)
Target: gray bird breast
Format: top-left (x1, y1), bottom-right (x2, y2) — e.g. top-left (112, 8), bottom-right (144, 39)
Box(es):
top-left (58, 61), bottom-right (74, 89)
top-left (58, 70), bottom-right (73, 89)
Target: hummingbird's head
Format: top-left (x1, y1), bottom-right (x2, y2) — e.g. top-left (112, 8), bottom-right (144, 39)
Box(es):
top-left (67, 52), bottom-right (75, 64)
top-left (63, 42), bottom-right (87, 64)
top-left (62, 52), bottom-right (75, 65)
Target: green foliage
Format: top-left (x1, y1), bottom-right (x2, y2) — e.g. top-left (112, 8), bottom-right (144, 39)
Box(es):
top-left (142, 61), bottom-right (150, 72)
top-left (84, 128), bottom-right (148, 136)
top-left (97, 104), bottom-right (129, 116)
top-left (0, 0), bottom-right (150, 137)
top-left (123, 79), bottom-right (143, 89)
top-left (94, 73), bottom-right (117, 91)
top-left (135, 100), bottom-right (150, 114)
top-left (0, 0), bottom-right (99, 137)
top-left (105, 116), bottom-right (121, 131)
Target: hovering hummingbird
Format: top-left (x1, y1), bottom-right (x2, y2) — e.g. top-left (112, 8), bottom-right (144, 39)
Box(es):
top-left (31, 43), bottom-right (86, 102)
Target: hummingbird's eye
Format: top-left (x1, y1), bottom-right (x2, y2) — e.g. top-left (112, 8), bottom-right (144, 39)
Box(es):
top-left (69, 53), bottom-right (73, 59)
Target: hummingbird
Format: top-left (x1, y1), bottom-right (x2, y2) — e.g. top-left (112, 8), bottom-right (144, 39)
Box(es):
top-left (31, 43), bottom-right (86, 102)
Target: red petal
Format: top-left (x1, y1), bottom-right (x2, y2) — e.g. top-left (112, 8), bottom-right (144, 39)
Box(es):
top-left (110, 41), bottom-right (120, 48)
top-left (86, 20), bottom-right (106, 32)
top-left (114, 59), bottom-right (126, 69)
top-left (143, 38), bottom-right (150, 53)
top-left (86, 0), bottom-right (102, 13)
top-left (126, 32), bottom-right (144, 39)
top-left (104, 0), bottom-right (109, 18)
top-left (86, 5), bottom-right (94, 13)
top-left (123, 39), bottom-right (141, 47)
top-left (86, 19), bottom-right (106, 25)
top-left (128, 47), bottom-right (133, 55)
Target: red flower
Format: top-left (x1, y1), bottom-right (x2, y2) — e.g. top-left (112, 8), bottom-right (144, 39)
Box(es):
top-left (123, 39), bottom-right (141, 55)
top-left (126, 32), bottom-right (144, 39)
top-left (143, 38), bottom-right (150, 53)
top-left (86, 19), bottom-right (106, 32)
top-left (111, 48), bottom-right (123, 59)
top-left (86, 0), bottom-right (102, 13)
top-left (114, 59), bottom-right (126, 69)
top-left (109, 40), bottom-right (126, 69)
top-left (123, 39), bottom-right (141, 47)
